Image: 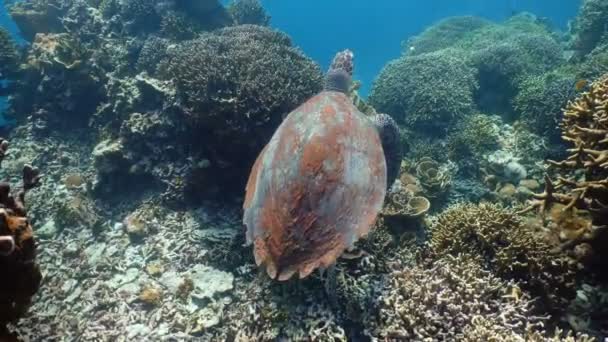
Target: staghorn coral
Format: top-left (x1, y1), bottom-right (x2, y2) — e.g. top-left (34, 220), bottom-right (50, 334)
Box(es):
top-left (523, 73), bottom-right (608, 268)
top-left (430, 203), bottom-right (577, 311)
top-left (227, 0), bottom-right (270, 26)
top-left (367, 254), bottom-right (551, 340)
top-left (0, 138), bottom-right (42, 333)
top-left (368, 48), bottom-right (477, 133)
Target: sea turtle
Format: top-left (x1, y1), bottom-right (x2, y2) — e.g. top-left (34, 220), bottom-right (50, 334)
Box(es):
top-left (243, 50), bottom-right (402, 281)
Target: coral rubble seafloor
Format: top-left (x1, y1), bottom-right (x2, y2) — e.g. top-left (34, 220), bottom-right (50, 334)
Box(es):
top-left (0, 0), bottom-right (607, 341)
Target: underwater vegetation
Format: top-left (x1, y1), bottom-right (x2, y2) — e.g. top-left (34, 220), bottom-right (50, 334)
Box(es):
top-left (0, 0), bottom-right (607, 340)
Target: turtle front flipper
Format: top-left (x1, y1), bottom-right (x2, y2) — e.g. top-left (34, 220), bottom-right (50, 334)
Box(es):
top-left (370, 113), bottom-right (402, 190)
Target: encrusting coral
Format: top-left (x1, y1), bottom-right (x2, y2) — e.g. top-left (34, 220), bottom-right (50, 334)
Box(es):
top-left (0, 138), bottom-right (42, 334)
top-left (523, 73), bottom-right (608, 269)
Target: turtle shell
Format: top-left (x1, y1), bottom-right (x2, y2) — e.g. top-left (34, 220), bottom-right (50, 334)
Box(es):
top-left (243, 90), bottom-right (387, 281)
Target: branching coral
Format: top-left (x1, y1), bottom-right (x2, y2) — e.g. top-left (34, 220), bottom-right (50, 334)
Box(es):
top-left (523, 73), bottom-right (608, 268)
top-left (430, 203), bottom-right (577, 311)
top-left (0, 138), bottom-right (42, 333)
top-left (367, 254), bottom-right (552, 340)
top-left (227, 0), bottom-right (270, 26)
top-left (369, 48), bottom-right (477, 133)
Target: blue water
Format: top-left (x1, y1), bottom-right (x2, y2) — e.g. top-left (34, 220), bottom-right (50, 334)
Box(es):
top-left (1, 0), bottom-right (583, 98)
top-left (260, 0), bottom-right (582, 96)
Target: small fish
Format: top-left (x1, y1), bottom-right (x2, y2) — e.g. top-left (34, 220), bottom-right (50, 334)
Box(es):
top-left (575, 79), bottom-right (588, 91)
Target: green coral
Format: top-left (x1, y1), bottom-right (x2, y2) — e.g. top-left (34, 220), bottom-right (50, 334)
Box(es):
top-left (227, 0), bottom-right (270, 26)
top-left (368, 48), bottom-right (477, 133)
top-left (471, 33), bottom-right (563, 117)
top-left (514, 71), bottom-right (576, 139)
top-left (429, 203), bottom-right (577, 311)
top-left (159, 11), bottom-right (198, 40)
top-left (404, 16), bottom-right (492, 55)
top-left (570, 0), bottom-right (608, 56)
top-left (447, 113), bottom-right (500, 163)
top-left (0, 28), bottom-right (18, 81)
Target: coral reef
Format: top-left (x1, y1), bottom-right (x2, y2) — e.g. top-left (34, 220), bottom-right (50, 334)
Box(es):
top-left (447, 113), bottom-right (501, 172)
top-left (0, 28), bottom-right (18, 85)
top-left (471, 32), bottom-right (564, 117)
top-left (227, 0), bottom-right (270, 26)
top-left (8, 0), bottom-right (64, 41)
top-left (0, 138), bottom-right (42, 334)
top-left (569, 0), bottom-right (608, 57)
top-left (524, 73), bottom-right (608, 270)
top-left (404, 16), bottom-right (492, 55)
top-left (514, 71), bottom-right (577, 140)
top-left (430, 203), bottom-right (577, 311)
top-left (368, 254), bottom-right (551, 340)
top-left (159, 25), bottom-right (323, 184)
top-left (8, 32), bottom-right (105, 131)
top-left (369, 49), bottom-right (477, 133)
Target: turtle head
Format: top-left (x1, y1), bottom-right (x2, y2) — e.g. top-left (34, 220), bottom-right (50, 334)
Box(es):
top-left (324, 49), bottom-right (354, 93)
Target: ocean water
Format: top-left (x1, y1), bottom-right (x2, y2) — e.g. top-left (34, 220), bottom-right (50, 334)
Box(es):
top-left (258, 0), bottom-right (582, 95)
top-left (2, 0), bottom-right (608, 341)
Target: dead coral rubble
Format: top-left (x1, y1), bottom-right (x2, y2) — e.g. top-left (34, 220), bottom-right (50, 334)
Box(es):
top-left (0, 138), bottom-right (42, 334)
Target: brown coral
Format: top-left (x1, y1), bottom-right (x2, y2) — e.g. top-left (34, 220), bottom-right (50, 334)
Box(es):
top-left (430, 203), bottom-right (577, 311)
top-left (523, 73), bottom-right (608, 268)
top-left (0, 138), bottom-right (42, 332)
top-left (367, 254), bottom-right (551, 340)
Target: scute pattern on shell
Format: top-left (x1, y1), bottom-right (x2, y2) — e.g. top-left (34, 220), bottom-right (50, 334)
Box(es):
top-left (243, 91), bottom-right (387, 281)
